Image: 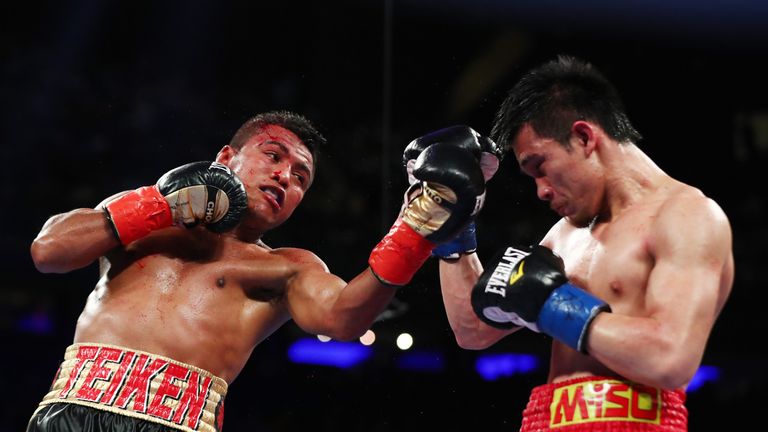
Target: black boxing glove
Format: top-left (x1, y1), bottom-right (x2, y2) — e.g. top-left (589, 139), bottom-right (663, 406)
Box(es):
top-left (369, 143), bottom-right (485, 285)
top-left (408, 143), bottom-right (486, 243)
top-left (471, 245), bottom-right (611, 353)
top-left (403, 125), bottom-right (503, 185)
top-left (104, 161), bottom-right (248, 245)
top-left (403, 125), bottom-right (503, 260)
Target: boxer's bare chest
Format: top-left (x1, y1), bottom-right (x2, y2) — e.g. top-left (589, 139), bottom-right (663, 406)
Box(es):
top-left (78, 230), bottom-right (294, 350)
top-left (552, 206), bottom-right (659, 314)
top-left (106, 229), bottom-right (290, 299)
top-left (547, 204), bottom-right (663, 381)
top-left (74, 230), bottom-right (302, 378)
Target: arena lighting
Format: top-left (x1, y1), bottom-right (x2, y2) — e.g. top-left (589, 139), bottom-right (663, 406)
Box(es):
top-left (396, 350), bottom-right (445, 373)
top-left (475, 353), bottom-right (540, 381)
top-left (396, 333), bottom-right (414, 350)
top-left (359, 330), bottom-right (376, 346)
top-left (686, 365), bottom-right (721, 392)
top-left (288, 338), bottom-right (372, 368)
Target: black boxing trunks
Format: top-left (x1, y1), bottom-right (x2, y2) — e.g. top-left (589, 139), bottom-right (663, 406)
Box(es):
top-left (28, 344), bottom-right (227, 432)
top-left (519, 376), bottom-right (687, 431)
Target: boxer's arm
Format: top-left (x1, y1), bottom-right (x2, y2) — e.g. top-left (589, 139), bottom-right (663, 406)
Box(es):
top-left (283, 141), bottom-right (486, 340)
top-left (283, 251), bottom-right (395, 341)
top-left (586, 196), bottom-right (732, 389)
top-left (30, 192), bottom-right (128, 274)
top-left (439, 254), bottom-right (520, 349)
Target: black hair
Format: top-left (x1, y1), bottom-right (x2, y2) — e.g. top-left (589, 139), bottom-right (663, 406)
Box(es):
top-left (491, 55), bottom-right (642, 151)
top-left (228, 110), bottom-right (325, 166)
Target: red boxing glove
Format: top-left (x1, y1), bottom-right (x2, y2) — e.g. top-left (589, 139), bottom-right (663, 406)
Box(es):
top-left (104, 186), bottom-right (174, 245)
top-left (368, 218), bottom-right (435, 286)
top-left (104, 161), bottom-right (248, 245)
top-left (369, 143), bottom-right (485, 286)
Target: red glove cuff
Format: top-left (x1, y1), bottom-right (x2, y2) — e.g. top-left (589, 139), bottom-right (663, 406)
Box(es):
top-left (368, 219), bottom-right (435, 286)
top-left (104, 186), bottom-right (173, 245)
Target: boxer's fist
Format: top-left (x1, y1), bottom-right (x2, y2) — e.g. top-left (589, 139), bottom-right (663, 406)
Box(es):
top-left (369, 143), bottom-right (484, 286)
top-left (471, 245), bottom-right (611, 353)
top-left (402, 125), bottom-right (502, 185)
top-left (403, 126), bottom-right (502, 259)
top-left (404, 143), bottom-right (485, 243)
top-left (157, 161), bottom-right (248, 232)
top-left (104, 161), bottom-right (248, 245)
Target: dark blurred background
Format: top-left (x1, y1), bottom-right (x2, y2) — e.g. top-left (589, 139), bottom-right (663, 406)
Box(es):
top-left (2, 0), bottom-right (767, 430)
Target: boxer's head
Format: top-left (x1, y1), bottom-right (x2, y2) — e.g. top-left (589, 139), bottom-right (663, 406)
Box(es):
top-left (228, 111), bottom-right (324, 168)
top-left (216, 111), bottom-right (326, 233)
top-left (491, 55), bottom-right (641, 155)
top-left (492, 56), bottom-right (643, 228)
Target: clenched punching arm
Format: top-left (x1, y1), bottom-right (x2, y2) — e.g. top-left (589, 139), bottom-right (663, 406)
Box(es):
top-left (400, 127), bottom-right (518, 349)
top-left (284, 136), bottom-right (486, 340)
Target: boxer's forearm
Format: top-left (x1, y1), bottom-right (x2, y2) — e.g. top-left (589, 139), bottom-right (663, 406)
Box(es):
top-left (31, 209), bottom-right (120, 273)
top-left (329, 270), bottom-right (398, 339)
top-left (585, 313), bottom-right (702, 390)
top-left (439, 254), bottom-right (516, 349)
top-left (285, 267), bottom-right (395, 341)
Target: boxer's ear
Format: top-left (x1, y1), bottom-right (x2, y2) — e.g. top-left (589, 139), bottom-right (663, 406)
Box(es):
top-left (216, 145), bottom-right (236, 165)
top-left (570, 121), bottom-right (597, 156)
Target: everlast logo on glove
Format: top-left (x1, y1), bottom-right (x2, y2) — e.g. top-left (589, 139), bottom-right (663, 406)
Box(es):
top-left (484, 247), bottom-right (529, 297)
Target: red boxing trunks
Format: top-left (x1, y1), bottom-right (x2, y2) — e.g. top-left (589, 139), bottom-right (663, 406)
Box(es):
top-left (520, 376), bottom-right (687, 431)
top-left (31, 344), bottom-right (227, 432)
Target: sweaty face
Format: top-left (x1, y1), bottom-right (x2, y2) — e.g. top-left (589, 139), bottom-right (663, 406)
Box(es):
top-left (222, 125), bottom-right (314, 231)
top-left (512, 124), bottom-right (599, 228)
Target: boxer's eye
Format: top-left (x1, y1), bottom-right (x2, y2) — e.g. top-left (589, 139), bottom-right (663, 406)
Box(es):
top-left (521, 154), bottom-right (544, 178)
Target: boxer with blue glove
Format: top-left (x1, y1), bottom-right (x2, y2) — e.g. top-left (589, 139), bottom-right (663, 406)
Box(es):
top-left (437, 57), bottom-right (733, 431)
top-left (471, 244), bottom-right (610, 352)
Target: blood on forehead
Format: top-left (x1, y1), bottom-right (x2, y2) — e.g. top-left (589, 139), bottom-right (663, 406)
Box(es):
top-left (257, 125), bottom-right (313, 163)
top-left (253, 125), bottom-right (315, 181)
top-left (262, 124), bottom-right (297, 141)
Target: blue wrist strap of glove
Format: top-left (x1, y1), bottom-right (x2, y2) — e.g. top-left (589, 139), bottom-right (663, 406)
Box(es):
top-left (537, 283), bottom-right (611, 353)
top-left (432, 222), bottom-right (477, 260)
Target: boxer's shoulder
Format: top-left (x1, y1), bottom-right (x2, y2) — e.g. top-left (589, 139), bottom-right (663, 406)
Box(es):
top-left (268, 246), bottom-right (329, 273)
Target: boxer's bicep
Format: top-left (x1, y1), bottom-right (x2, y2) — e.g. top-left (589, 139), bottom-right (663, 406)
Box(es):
top-left (645, 196), bottom-right (732, 359)
top-left (31, 207), bottom-right (122, 274)
top-left (282, 256), bottom-right (347, 336)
